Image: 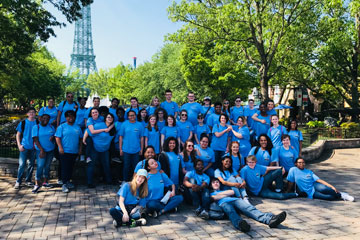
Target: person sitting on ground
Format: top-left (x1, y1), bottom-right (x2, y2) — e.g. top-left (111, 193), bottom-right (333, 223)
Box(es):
top-left (133, 145), bottom-right (161, 174)
top-left (109, 169), bottom-right (148, 228)
top-left (210, 178), bottom-right (287, 232)
top-left (183, 159), bottom-right (211, 219)
top-left (286, 157), bottom-right (354, 201)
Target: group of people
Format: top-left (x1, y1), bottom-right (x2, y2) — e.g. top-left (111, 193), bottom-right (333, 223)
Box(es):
top-left (14, 90), bottom-right (354, 232)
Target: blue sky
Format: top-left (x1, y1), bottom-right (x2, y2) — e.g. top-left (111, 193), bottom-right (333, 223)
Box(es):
top-left (45, 0), bottom-right (182, 70)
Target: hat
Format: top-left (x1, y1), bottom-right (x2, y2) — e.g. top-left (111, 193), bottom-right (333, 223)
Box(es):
top-left (137, 169), bottom-right (148, 177)
top-left (204, 96), bottom-right (211, 101)
top-left (197, 113), bottom-right (204, 119)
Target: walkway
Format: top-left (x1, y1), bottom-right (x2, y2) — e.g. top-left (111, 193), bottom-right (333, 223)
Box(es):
top-left (0, 148), bottom-right (359, 239)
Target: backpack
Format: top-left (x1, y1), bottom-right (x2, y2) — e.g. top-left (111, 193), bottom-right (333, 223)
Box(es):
top-left (20, 119), bottom-right (39, 142)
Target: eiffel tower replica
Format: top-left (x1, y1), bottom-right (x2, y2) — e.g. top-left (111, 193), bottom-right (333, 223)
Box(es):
top-left (69, 3), bottom-right (97, 97)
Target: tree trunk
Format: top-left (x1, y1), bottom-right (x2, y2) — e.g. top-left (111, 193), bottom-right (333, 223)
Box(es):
top-left (259, 74), bottom-right (269, 100)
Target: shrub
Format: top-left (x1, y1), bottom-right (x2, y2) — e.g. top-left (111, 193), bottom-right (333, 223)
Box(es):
top-left (306, 120), bottom-right (325, 128)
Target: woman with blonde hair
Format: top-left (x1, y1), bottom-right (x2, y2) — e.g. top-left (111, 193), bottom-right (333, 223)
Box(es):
top-left (146, 96), bottom-right (160, 115)
top-left (109, 169), bottom-right (149, 227)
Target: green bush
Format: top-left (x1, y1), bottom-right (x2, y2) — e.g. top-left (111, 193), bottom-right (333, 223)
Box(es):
top-left (306, 121), bottom-right (325, 128)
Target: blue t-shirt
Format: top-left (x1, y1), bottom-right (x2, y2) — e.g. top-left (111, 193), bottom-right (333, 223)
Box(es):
top-left (256, 109), bottom-right (277, 116)
top-left (267, 125), bottom-right (288, 147)
top-left (117, 182), bottom-right (144, 206)
top-left (144, 127), bottom-right (160, 154)
top-left (55, 123), bottom-right (83, 154)
top-left (288, 130), bottom-right (303, 154)
top-left (125, 107), bottom-right (142, 120)
top-left (254, 115), bottom-right (271, 138)
top-left (166, 152), bottom-right (182, 185)
top-left (177, 120), bottom-right (194, 143)
top-left (109, 108), bottom-right (118, 122)
top-left (87, 122), bottom-right (114, 152)
top-left (244, 106), bottom-right (257, 129)
top-left (147, 172), bottom-right (173, 201)
top-left (75, 108), bottom-right (87, 128)
top-left (146, 106), bottom-right (158, 116)
top-left (16, 119), bottom-right (37, 150)
top-left (38, 106), bottom-right (58, 124)
top-left (230, 106), bottom-right (245, 123)
top-left (185, 170), bottom-right (210, 186)
top-left (194, 144), bottom-right (215, 168)
top-left (86, 116), bottom-right (104, 127)
top-left (272, 146), bottom-right (298, 172)
top-left (181, 155), bottom-right (194, 172)
top-left (31, 124), bottom-right (55, 152)
top-left (114, 121), bottom-right (123, 150)
top-left (248, 147), bottom-right (274, 166)
top-left (134, 159), bottom-right (162, 173)
top-left (287, 167), bottom-right (319, 199)
top-left (231, 125), bottom-right (251, 158)
top-left (161, 126), bottom-right (179, 139)
top-left (201, 106), bottom-right (214, 123)
top-left (214, 168), bottom-right (238, 181)
top-left (157, 120), bottom-right (166, 132)
top-left (120, 121), bottom-right (144, 154)
top-left (58, 101), bottom-right (77, 124)
top-left (160, 101), bottom-right (179, 117)
top-left (181, 102), bottom-right (202, 126)
top-left (194, 124), bottom-right (210, 140)
top-left (223, 153), bottom-right (245, 172)
top-left (207, 113), bottom-right (221, 128)
top-left (211, 124), bottom-right (229, 151)
top-left (84, 107), bottom-right (93, 120)
top-left (240, 165), bottom-right (267, 196)
top-left (211, 190), bottom-right (237, 206)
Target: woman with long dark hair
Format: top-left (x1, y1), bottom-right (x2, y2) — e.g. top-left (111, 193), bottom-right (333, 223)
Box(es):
top-left (248, 134), bottom-right (275, 166)
top-left (180, 140), bottom-right (196, 174)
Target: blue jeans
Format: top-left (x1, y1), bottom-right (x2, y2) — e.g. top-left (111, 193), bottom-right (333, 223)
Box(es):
top-left (123, 152), bottom-right (140, 181)
top-left (223, 176), bottom-right (248, 198)
top-left (259, 169), bottom-right (297, 200)
top-left (313, 182), bottom-right (341, 200)
top-left (87, 150), bottom-right (112, 185)
top-left (146, 195), bottom-right (183, 213)
top-left (213, 150), bottom-right (225, 170)
top-left (17, 149), bottom-right (36, 183)
top-left (85, 137), bottom-right (95, 159)
top-left (35, 150), bottom-right (54, 181)
top-left (189, 186), bottom-right (210, 210)
top-left (221, 198), bottom-right (273, 229)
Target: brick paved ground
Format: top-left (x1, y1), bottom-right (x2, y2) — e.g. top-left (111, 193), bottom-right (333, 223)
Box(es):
top-left (0, 148), bottom-right (359, 240)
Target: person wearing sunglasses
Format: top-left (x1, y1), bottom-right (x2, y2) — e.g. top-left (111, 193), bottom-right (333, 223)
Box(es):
top-left (177, 110), bottom-right (194, 150)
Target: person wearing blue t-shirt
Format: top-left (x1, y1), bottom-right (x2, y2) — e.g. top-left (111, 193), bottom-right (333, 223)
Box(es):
top-left (271, 135), bottom-right (298, 173)
top-left (146, 96), bottom-right (160, 116)
top-left (180, 92), bottom-right (203, 126)
top-left (83, 113), bottom-right (115, 187)
top-left (267, 115), bottom-right (288, 147)
top-left (253, 103), bottom-right (271, 139)
top-left (244, 99), bottom-right (257, 130)
top-left (252, 99), bottom-right (276, 124)
top-left (194, 135), bottom-right (215, 177)
top-left (225, 142), bottom-right (245, 172)
top-left (230, 97), bottom-right (245, 125)
top-left (210, 178), bottom-right (287, 232)
top-left (177, 110), bottom-right (194, 149)
top-left (160, 115), bottom-right (180, 150)
top-left (125, 97), bottom-right (142, 120)
top-left (137, 109), bottom-right (148, 129)
top-left (145, 158), bottom-right (183, 217)
top-left (109, 98), bottom-right (119, 122)
top-left (215, 156), bottom-right (248, 201)
top-left (183, 159), bottom-right (211, 219)
top-left (74, 97), bottom-right (87, 130)
top-left (230, 116), bottom-right (252, 158)
top-left (109, 169), bottom-right (149, 227)
top-left (287, 120), bottom-right (303, 156)
top-left (56, 92), bottom-right (78, 126)
top-left (84, 97), bottom-right (101, 127)
top-left (144, 115), bottom-right (161, 154)
top-left (211, 114), bottom-right (232, 169)
top-left (159, 137), bottom-right (184, 187)
top-left (286, 157), bottom-right (354, 201)
top-left (201, 96), bottom-right (214, 124)
top-left (38, 98), bottom-right (58, 126)
top-left (194, 113), bottom-right (210, 144)
top-left (240, 155), bottom-right (297, 200)
top-left (206, 102), bottom-right (222, 131)
top-left (133, 146), bottom-right (162, 174)
top-left (14, 107), bottom-right (37, 189)
top-left (55, 110), bottom-right (83, 193)
top-left (180, 140), bottom-right (196, 173)
top-left (155, 108), bottom-right (167, 132)
top-left (113, 107), bottom-right (126, 182)
top-left (85, 108), bottom-right (106, 163)
top-left (160, 89), bottom-right (179, 118)
top-left (119, 110), bottom-right (144, 182)
top-left (248, 134), bottom-right (276, 166)
top-left (31, 114), bottom-right (56, 193)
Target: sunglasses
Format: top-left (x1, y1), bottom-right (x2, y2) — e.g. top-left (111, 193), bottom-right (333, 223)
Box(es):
top-left (187, 145), bottom-right (194, 147)
top-left (224, 102), bottom-right (229, 104)
top-left (181, 114), bottom-right (187, 116)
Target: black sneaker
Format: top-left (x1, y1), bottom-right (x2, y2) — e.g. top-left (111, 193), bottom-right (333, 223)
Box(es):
top-left (88, 184), bottom-right (95, 188)
top-left (194, 207), bottom-right (202, 216)
top-left (238, 220), bottom-right (250, 232)
top-left (269, 211), bottom-right (287, 228)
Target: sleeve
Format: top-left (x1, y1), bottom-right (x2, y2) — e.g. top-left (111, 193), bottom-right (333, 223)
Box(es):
top-left (86, 118), bottom-right (93, 126)
top-left (287, 168), bottom-right (295, 182)
top-left (143, 128), bottom-right (149, 138)
top-left (162, 173), bottom-right (174, 187)
top-left (31, 125), bottom-right (38, 138)
top-left (240, 168), bottom-right (246, 180)
top-left (214, 169), bottom-right (221, 178)
top-left (79, 127), bottom-right (84, 138)
top-left (312, 172), bottom-right (320, 181)
top-left (207, 115), bottom-right (213, 127)
top-left (248, 147), bottom-right (255, 156)
top-left (161, 127), bottom-right (166, 135)
top-left (205, 125), bottom-right (210, 134)
top-left (38, 107), bottom-right (44, 116)
top-left (55, 125), bottom-right (63, 138)
top-left (16, 122), bottom-right (22, 133)
top-left (243, 128), bottom-right (250, 140)
top-left (292, 147), bottom-right (299, 158)
top-left (176, 127), bottom-right (180, 138)
top-left (260, 165), bottom-right (267, 175)
top-left (230, 108), bottom-right (234, 121)
top-left (210, 149), bottom-right (215, 163)
top-left (119, 122), bottom-right (125, 137)
top-left (267, 128), bottom-right (272, 138)
top-left (174, 102), bottom-right (179, 112)
top-left (134, 162), bottom-right (141, 173)
top-left (189, 123), bottom-right (194, 132)
top-left (282, 126), bottom-right (288, 135)
top-left (118, 183), bottom-right (129, 197)
top-left (203, 174), bottom-right (210, 185)
top-left (57, 102), bottom-right (63, 112)
top-left (271, 147), bottom-right (279, 162)
top-left (185, 171), bottom-right (192, 179)
top-left (299, 131), bottom-right (304, 141)
top-left (212, 124), bottom-right (219, 134)
top-left (140, 124), bottom-right (145, 137)
top-left (181, 157), bottom-right (185, 169)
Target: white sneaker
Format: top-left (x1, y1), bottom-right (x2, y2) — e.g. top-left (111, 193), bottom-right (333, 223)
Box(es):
top-left (275, 189), bottom-right (281, 193)
top-left (86, 157), bottom-right (92, 163)
top-left (113, 219), bottom-right (118, 228)
top-left (341, 192), bottom-right (355, 202)
top-left (135, 218), bottom-right (147, 226)
top-left (62, 184), bottom-right (69, 193)
top-left (14, 182), bottom-right (20, 189)
top-left (243, 197), bottom-right (251, 205)
top-left (57, 180), bottom-right (63, 185)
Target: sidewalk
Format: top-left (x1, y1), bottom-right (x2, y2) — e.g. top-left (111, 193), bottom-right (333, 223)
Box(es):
top-left (0, 148), bottom-right (359, 239)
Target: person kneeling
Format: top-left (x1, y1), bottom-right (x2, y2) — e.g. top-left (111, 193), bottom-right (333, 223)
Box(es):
top-left (210, 178), bottom-right (287, 232)
top-left (109, 169), bottom-right (148, 227)
top-left (183, 159), bottom-right (211, 219)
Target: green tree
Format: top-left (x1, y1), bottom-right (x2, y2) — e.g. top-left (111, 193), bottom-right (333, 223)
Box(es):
top-left (168, 0), bottom-right (321, 99)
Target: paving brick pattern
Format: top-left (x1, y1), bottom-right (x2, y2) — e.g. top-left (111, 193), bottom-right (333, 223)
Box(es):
top-left (0, 148), bottom-right (359, 239)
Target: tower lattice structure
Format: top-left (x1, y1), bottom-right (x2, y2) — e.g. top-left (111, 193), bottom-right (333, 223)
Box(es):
top-left (69, 4), bottom-right (97, 96)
